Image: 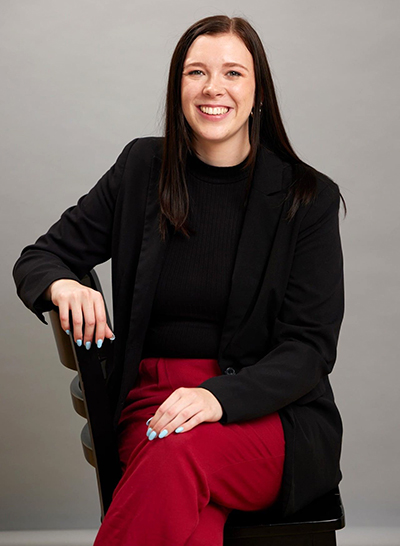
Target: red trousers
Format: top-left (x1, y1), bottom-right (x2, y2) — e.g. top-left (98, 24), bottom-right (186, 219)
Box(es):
top-left (93, 357), bottom-right (285, 546)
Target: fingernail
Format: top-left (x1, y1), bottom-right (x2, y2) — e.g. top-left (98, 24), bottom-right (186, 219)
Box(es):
top-left (175, 427), bottom-right (184, 433)
top-left (85, 341), bottom-right (91, 350)
top-left (146, 417), bottom-right (153, 426)
top-left (159, 429), bottom-right (168, 439)
top-left (76, 339), bottom-right (82, 347)
top-left (148, 430), bottom-right (157, 441)
top-left (97, 339), bottom-right (103, 349)
top-left (146, 427), bottom-right (152, 438)
top-left (110, 335), bottom-right (115, 342)
top-left (65, 330), bottom-right (70, 335)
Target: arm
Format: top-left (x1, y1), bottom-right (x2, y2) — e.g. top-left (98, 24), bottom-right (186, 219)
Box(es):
top-left (197, 182), bottom-right (345, 424)
top-left (12, 138), bottom-right (139, 325)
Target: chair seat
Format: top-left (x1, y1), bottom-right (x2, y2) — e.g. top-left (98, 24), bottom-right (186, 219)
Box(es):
top-left (224, 487), bottom-right (344, 542)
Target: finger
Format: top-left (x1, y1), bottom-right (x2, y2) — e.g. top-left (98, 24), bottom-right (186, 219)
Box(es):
top-left (93, 292), bottom-right (107, 348)
top-left (70, 297), bottom-right (84, 346)
top-left (173, 409), bottom-right (205, 434)
top-left (57, 298), bottom-right (71, 334)
top-left (150, 405), bottom-right (204, 440)
top-left (105, 324), bottom-right (115, 341)
top-left (147, 389), bottom-right (195, 438)
top-left (148, 388), bottom-right (184, 430)
top-left (81, 291), bottom-right (96, 349)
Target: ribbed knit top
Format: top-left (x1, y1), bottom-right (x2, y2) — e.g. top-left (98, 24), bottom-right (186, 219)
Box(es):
top-left (141, 151), bottom-right (251, 359)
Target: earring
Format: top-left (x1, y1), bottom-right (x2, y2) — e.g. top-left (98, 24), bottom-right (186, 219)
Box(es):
top-left (250, 102), bottom-right (263, 117)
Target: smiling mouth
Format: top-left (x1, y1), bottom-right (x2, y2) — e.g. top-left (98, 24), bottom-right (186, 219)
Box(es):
top-left (198, 105), bottom-right (231, 115)
top-left (196, 106), bottom-right (232, 120)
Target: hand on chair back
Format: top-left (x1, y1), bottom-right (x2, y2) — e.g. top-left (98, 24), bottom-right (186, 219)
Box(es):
top-left (44, 279), bottom-right (115, 350)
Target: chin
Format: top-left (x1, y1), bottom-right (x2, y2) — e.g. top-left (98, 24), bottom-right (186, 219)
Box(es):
top-left (195, 129), bottom-right (232, 142)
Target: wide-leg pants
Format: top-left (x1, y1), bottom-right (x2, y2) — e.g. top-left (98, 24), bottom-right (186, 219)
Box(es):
top-left (93, 357), bottom-right (285, 546)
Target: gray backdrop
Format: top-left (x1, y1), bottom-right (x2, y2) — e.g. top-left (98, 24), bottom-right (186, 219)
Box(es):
top-left (1, 0), bottom-right (399, 542)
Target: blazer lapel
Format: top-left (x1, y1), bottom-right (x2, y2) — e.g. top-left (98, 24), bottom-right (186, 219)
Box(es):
top-left (124, 154), bottom-right (171, 362)
top-left (217, 147), bottom-right (288, 360)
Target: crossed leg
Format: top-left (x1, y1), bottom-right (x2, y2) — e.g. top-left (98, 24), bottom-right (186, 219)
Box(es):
top-left (93, 408), bottom-right (285, 546)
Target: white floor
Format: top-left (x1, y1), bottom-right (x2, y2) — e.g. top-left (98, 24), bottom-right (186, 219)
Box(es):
top-left (0, 531), bottom-right (97, 546)
top-left (0, 527), bottom-right (399, 545)
top-left (337, 527), bottom-right (400, 546)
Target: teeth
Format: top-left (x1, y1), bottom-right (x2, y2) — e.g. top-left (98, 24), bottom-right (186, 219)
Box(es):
top-left (199, 106), bottom-right (229, 115)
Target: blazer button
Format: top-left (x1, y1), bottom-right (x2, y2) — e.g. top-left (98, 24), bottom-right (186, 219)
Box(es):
top-left (224, 367), bottom-right (236, 375)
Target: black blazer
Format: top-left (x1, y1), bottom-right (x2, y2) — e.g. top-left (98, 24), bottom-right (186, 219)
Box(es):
top-left (12, 136), bottom-right (345, 519)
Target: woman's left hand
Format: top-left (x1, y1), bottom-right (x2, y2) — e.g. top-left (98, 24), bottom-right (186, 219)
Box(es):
top-left (145, 387), bottom-right (223, 440)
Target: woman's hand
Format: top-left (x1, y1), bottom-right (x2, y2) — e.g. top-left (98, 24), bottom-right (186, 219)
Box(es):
top-left (145, 387), bottom-right (223, 440)
top-left (45, 279), bottom-right (115, 349)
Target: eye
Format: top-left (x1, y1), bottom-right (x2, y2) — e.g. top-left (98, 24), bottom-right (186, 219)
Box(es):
top-left (185, 69), bottom-right (242, 77)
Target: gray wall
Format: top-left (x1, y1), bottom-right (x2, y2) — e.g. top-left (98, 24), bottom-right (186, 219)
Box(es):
top-left (1, 0), bottom-right (399, 533)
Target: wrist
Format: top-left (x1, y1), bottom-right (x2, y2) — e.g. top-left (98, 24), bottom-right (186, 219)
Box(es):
top-left (43, 278), bottom-right (74, 301)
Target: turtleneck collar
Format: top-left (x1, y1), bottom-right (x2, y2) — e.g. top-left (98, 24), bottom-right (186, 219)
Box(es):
top-left (186, 149), bottom-right (251, 184)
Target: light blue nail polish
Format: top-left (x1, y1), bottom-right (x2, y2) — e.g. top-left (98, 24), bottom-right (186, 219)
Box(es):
top-left (146, 427), bottom-right (152, 438)
top-left (110, 335), bottom-right (115, 341)
top-left (97, 339), bottom-right (103, 349)
top-left (76, 339), bottom-right (82, 347)
top-left (175, 427), bottom-right (184, 433)
top-left (148, 430), bottom-right (157, 441)
top-left (159, 429), bottom-right (168, 439)
top-left (85, 341), bottom-right (91, 350)
top-left (65, 330), bottom-right (70, 335)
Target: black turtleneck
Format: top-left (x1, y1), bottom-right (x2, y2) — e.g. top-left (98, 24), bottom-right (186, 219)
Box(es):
top-left (141, 151), bottom-right (251, 359)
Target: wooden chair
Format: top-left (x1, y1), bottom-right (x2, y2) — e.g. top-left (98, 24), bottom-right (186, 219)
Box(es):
top-left (49, 268), bottom-right (345, 545)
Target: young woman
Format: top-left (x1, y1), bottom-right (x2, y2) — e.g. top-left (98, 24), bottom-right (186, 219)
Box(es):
top-left (13, 15), bottom-right (346, 546)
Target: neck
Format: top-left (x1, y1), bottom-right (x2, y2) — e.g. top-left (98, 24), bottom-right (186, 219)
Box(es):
top-left (193, 135), bottom-right (251, 167)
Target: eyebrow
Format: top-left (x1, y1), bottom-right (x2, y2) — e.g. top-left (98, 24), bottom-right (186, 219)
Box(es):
top-left (183, 61), bottom-right (249, 72)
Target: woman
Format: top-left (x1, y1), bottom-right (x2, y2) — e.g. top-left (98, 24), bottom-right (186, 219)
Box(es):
top-left (12, 15), bottom-right (346, 546)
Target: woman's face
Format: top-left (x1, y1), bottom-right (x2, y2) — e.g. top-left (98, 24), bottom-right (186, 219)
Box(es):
top-left (181, 33), bottom-right (256, 151)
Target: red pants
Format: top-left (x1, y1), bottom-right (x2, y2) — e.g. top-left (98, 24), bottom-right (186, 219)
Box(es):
top-left (93, 357), bottom-right (285, 546)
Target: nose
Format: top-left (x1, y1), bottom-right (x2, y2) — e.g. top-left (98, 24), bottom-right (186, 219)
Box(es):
top-left (203, 75), bottom-right (225, 97)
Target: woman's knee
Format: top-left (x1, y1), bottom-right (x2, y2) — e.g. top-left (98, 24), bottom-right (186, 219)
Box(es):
top-left (126, 428), bottom-right (205, 474)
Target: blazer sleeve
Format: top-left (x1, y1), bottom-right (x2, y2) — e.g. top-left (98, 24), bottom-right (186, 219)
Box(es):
top-left (12, 138), bottom-right (139, 325)
top-left (197, 181), bottom-right (345, 424)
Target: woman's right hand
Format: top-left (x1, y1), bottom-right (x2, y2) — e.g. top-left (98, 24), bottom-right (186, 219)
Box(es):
top-left (44, 279), bottom-right (115, 349)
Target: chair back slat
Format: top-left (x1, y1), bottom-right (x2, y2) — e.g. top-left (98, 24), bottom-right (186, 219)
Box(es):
top-left (81, 423), bottom-right (96, 467)
top-left (50, 270), bottom-right (121, 521)
top-left (49, 310), bottom-right (77, 371)
top-left (70, 375), bottom-right (86, 418)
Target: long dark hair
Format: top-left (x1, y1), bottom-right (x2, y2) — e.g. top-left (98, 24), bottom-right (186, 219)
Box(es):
top-left (158, 15), bottom-right (347, 240)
